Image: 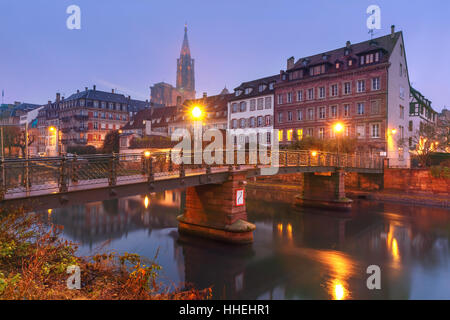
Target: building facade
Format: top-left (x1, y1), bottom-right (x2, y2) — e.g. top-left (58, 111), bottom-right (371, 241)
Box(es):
top-left (228, 75), bottom-right (278, 147)
top-left (274, 26), bottom-right (411, 167)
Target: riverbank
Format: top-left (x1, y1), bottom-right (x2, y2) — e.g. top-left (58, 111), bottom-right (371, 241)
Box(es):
top-left (247, 181), bottom-right (450, 208)
top-left (0, 207), bottom-right (211, 300)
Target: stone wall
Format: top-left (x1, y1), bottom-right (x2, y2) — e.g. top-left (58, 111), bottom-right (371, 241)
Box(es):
top-left (384, 168), bottom-right (450, 195)
top-left (345, 172), bottom-right (383, 191)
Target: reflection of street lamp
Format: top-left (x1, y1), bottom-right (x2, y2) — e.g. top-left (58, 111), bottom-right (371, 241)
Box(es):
top-left (191, 106), bottom-right (203, 163)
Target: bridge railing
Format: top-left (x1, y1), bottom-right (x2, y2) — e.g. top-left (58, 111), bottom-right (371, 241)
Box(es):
top-left (0, 150), bottom-right (382, 200)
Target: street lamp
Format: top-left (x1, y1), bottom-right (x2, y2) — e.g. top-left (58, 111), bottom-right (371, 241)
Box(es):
top-left (191, 106), bottom-right (202, 120)
top-left (334, 122), bottom-right (344, 166)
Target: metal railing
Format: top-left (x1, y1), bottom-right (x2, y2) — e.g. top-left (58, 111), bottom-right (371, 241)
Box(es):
top-left (0, 150), bottom-right (382, 200)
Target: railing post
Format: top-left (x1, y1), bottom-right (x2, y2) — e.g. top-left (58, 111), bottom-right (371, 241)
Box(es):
top-left (109, 153), bottom-right (117, 186)
top-left (206, 164), bottom-right (211, 175)
top-left (147, 157), bottom-right (154, 182)
top-left (318, 153), bottom-right (321, 166)
top-left (141, 155), bottom-right (147, 175)
top-left (297, 152), bottom-right (300, 166)
top-left (71, 154), bottom-right (78, 183)
top-left (59, 155), bottom-right (68, 193)
top-left (285, 151), bottom-right (288, 167)
top-left (308, 152), bottom-right (311, 166)
top-left (180, 150), bottom-right (185, 178)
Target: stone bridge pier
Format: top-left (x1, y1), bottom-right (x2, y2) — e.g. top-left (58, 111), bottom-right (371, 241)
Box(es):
top-left (296, 168), bottom-right (353, 210)
top-left (177, 172), bottom-right (256, 244)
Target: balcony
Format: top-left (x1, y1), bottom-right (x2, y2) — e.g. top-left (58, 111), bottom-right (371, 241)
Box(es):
top-left (73, 126), bottom-right (88, 132)
top-left (61, 116), bottom-right (71, 123)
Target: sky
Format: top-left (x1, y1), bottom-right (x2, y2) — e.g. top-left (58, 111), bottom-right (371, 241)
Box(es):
top-left (0, 0), bottom-right (449, 111)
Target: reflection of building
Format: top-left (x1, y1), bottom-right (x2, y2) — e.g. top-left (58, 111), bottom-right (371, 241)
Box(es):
top-left (44, 190), bottom-right (182, 248)
top-left (150, 25), bottom-right (196, 106)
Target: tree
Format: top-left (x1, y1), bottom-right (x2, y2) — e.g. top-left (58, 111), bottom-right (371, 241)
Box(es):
top-left (2, 126), bottom-right (35, 158)
top-left (102, 130), bottom-right (120, 154)
top-left (409, 122), bottom-right (449, 167)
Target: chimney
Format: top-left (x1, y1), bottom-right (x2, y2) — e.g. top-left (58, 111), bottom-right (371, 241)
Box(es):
top-left (48, 100), bottom-right (51, 105)
top-left (85, 87), bottom-right (88, 92)
top-left (346, 41), bottom-right (351, 49)
top-left (287, 56), bottom-right (294, 70)
top-left (112, 89), bottom-right (115, 94)
top-left (56, 93), bottom-right (60, 102)
top-left (93, 85), bottom-right (96, 91)
top-left (62, 96), bottom-right (65, 101)
top-left (77, 89), bottom-right (80, 93)
top-left (391, 25), bottom-right (395, 38)
top-left (203, 92), bottom-right (207, 98)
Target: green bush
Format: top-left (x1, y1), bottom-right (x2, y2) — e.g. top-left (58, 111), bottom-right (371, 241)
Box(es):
top-left (66, 145), bottom-right (98, 155)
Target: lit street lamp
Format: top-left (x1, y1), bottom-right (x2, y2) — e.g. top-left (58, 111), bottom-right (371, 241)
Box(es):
top-left (334, 122), bottom-right (344, 166)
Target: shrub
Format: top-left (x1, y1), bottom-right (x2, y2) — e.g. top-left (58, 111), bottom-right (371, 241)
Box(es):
top-left (67, 145), bottom-right (98, 155)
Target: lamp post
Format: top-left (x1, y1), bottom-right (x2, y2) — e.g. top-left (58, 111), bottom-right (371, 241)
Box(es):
top-left (191, 106), bottom-right (203, 165)
top-left (334, 123), bottom-right (343, 166)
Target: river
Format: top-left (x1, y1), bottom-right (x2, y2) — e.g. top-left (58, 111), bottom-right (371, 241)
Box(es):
top-left (39, 188), bottom-right (450, 300)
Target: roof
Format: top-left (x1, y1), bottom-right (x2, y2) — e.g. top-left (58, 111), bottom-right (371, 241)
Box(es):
top-left (121, 106), bottom-right (179, 130)
top-left (290, 32), bottom-right (402, 71)
top-left (65, 89), bottom-right (129, 104)
top-left (183, 92), bottom-right (232, 120)
top-left (230, 74), bottom-right (280, 101)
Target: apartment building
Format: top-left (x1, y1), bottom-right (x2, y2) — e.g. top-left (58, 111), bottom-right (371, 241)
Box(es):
top-left (274, 26), bottom-right (412, 167)
top-left (228, 75), bottom-right (278, 147)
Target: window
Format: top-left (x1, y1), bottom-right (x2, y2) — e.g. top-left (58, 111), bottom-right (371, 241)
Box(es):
top-left (297, 129), bottom-right (303, 140)
top-left (250, 99), bottom-right (256, 111)
top-left (356, 124), bottom-right (365, 138)
top-left (330, 105), bottom-right (337, 118)
top-left (278, 130), bottom-right (283, 142)
top-left (307, 108), bottom-right (314, 120)
top-left (319, 107), bottom-right (326, 119)
top-left (357, 80), bottom-right (365, 93)
top-left (278, 94), bottom-right (283, 105)
top-left (331, 84), bottom-right (338, 97)
top-left (344, 82), bottom-right (351, 95)
top-left (297, 109), bottom-right (303, 121)
top-left (250, 117), bottom-right (255, 127)
top-left (266, 132), bottom-right (271, 144)
top-left (93, 122), bottom-right (98, 129)
top-left (400, 105), bottom-right (405, 119)
top-left (258, 84), bottom-right (266, 92)
top-left (372, 77), bottom-right (380, 91)
top-left (309, 64), bottom-right (326, 76)
top-left (400, 63), bottom-right (403, 77)
top-left (371, 101), bottom-right (380, 114)
top-left (232, 119), bottom-right (237, 129)
top-left (371, 123), bottom-right (380, 138)
top-left (348, 59), bottom-right (353, 67)
top-left (245, 88), bottom-right (252, 94)
top-left (269, 82), bottom-right (274, 90)
top-left (319, 128), bottom-right (325, 139)
top-left (257, 98), bottom-right (264, 110)
top-left (232, 103), bottom-right (238, 113)
top-left (287, 92), bottom-right (293, 103)
top-left (398, 147), bottom-right (404, 161)
top-left (297, 91), bottom-right (303, 101)
top-left (344, 104), bottom-right (350, 117)
top-left (265, 97), bottom-right (272, 109)
top-left (319, 87), bottom-right (325, 99)
top-left (400, 86), bottom-right (405, 99)
top-left (288, 111), bottom-right (293, 121)
top-left (278, 112), bottom-right (283, 123)
top-left (307, 128), bottom-right (314, 137)
top-left (240, 102), bottom-right (246, 112)
top-left (240, 118), bottom-right (246, 128)
top-left (265, 115), bottom-right (271, 126)
top-left (357, 103), bottom-right (365, 115)
top-left (307, 88), bottom-right (314, 100)
top-left (287, 129), bottom-right (293, 141)
top-left (257, 116), bottom-right (263, 127)
top-left (335, 62), bottom-right (340, 69)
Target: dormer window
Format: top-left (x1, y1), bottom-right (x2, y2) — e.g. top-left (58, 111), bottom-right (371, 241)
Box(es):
top-left (344, 49), bottom-right (350, 56)
top-left (309, 64), bottom-right (326, 76)
top-left (258, 84), bottom-right (267, 92)
top-left (322, 54), bottom-right (328, 61)
top-left (235, 90), bottom-right (242, 97)
top-left (245, 88), bottom-right (252, 94)
top-left (269, 82), bottom-right (274, 90)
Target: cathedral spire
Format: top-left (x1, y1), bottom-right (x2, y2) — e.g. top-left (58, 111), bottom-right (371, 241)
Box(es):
top-left (180, 23), bottom-right (191, 56)
top-left (177, 24), bottom-right (195, 92)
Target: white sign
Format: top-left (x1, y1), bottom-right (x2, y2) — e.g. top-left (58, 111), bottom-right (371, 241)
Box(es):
top-left (236, 189), bottom-right (245, 207)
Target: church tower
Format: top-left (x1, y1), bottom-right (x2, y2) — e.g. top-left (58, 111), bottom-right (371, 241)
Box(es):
top-left (176, 24), bottom-right (195, 95)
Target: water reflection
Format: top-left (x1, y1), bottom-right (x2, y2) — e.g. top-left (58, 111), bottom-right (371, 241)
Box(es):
top-left (38, 188), bottom-right (450, 299)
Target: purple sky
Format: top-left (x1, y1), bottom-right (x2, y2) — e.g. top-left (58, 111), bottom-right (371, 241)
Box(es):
top-left (0, 0), bottom-right (449, 111)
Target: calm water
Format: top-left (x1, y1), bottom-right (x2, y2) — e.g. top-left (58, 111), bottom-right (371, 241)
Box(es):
top-left (40, 188), bottom-right (450, 300)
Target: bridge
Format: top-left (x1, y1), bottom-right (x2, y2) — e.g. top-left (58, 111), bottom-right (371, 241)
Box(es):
top-left (0, 149), bottom-right (383, 244)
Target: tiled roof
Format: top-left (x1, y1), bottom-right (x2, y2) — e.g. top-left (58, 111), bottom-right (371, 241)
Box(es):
top-left (290, 32), bottom-right (401, 71)
top-left (121, 106), bottom-right (179, 130)
top-left (230, 74), bottom-right (280, 101)
top-left (65, 89), bottom-right (130, 103)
